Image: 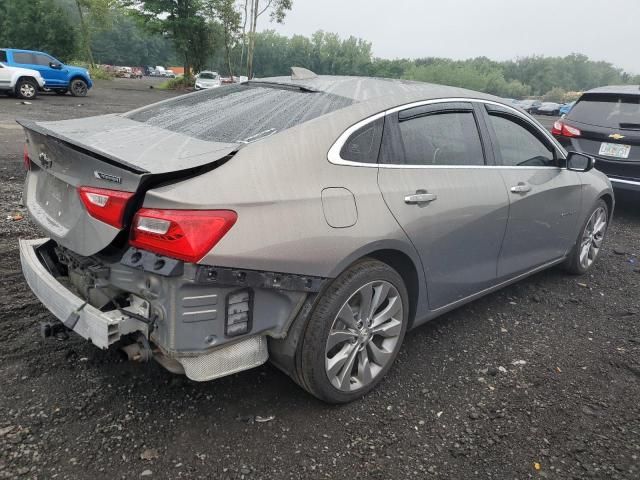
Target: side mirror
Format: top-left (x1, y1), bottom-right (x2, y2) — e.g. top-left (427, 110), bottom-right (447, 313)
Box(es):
top-left (49, 62), bottom-right (62, 70)
top-left (566, 151), bottom-right (595, 172)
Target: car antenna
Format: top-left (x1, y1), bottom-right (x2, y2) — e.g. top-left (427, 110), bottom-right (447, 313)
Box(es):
top-left (291, 67), bottom-right (317, 80)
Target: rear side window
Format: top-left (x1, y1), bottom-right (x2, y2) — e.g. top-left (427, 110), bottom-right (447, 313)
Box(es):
top-left (487, 114), bottom-right (555, 167)
top-left (126, 84), bottom-right (354, 143)
top-left (0, 51), bottom-right (7, 63)
top-left (13, 52), bottom-right (34, 64)
top-left (397, 111), bottom-right (485, 166)
top-left (340, 117), bottom-right (384, 163)
top-left (568, 93), bottom-right (640, 129)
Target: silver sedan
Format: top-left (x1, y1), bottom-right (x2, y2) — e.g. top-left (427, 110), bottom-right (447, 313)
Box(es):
top-left (20, 69), bottom-right (613, 403)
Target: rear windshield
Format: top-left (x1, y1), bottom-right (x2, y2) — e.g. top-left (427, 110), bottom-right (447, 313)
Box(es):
top-left (126, 83), bottom-right (354, 143)
top-left (567, 93), bottom-right (640, 129)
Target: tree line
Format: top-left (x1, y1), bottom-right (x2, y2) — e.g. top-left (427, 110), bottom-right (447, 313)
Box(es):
top-left (1, 0), bottom-right (639, 99)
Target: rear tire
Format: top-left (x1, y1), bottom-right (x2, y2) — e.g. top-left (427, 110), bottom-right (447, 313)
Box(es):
top-left (563, 199), bottom-right (609, 275)
top-left (69, 78), bottom-right (88, 97)
top-left (15, 78), bottom-right (38, 100)
top-left (296, 259), bottom-right (409, 403)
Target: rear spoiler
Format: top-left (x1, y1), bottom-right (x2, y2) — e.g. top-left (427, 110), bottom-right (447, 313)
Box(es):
top-left (17, 115), bottom-right (240, 175)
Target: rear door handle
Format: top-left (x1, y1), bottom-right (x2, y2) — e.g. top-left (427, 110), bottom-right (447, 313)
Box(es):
top-left (404, 192), bottom-right (437, 205)
top-left (510, 183), bottom-right (532, 194)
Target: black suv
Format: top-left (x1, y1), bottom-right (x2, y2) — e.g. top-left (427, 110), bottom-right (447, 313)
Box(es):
top-left (552, 85), bottom-right (640, 193)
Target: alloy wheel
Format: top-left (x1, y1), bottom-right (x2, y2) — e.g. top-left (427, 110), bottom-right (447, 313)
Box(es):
top-left (579, 206), bottom-right (607, 269)
top-left (325, 281), bottom-right (403, 392)
top-left (20, 82), bottom-right (36, 99)
top-left (71, 80), bottom-right (87, 96)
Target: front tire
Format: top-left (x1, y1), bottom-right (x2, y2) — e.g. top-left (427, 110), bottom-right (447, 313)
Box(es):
top-left (297, 259), bottom-right (409, 403)
top-left (563, 199), bottom-right (609, 275)
top-left (69, 78), bottom-right (88, 97)
top-left (15, 78), bottom-right (38, 100)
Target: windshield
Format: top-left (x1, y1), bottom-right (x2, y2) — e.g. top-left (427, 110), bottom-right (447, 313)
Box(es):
top-left (126, 83), bottom-right (354, 143)
top-left (199, 73), bottom-right (217, 79)
top-left (568, 93), bottom-right (640, 128)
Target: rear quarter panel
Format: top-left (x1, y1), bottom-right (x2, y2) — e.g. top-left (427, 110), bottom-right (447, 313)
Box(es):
top-left (141, 104), bottom-right (420, 279)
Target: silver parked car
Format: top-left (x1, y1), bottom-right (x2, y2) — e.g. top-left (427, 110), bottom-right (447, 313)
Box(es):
top-left (19, 70), bottom-right (613, 403)
top-left (194, 70), bottom-right (221, 90)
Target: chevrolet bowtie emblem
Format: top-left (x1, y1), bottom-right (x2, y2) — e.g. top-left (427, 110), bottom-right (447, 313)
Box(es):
top-left (38, 152), bottom-right (53, 169)
top-left (609, 133), bottom-right (625, 140)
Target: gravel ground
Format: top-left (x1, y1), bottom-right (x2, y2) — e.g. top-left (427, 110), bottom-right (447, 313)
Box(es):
top-left (0, 80), bottom-right (639, 480)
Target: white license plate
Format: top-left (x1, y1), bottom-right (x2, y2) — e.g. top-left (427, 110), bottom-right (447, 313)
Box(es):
top-left (599, 142), bottom-right (631, 159)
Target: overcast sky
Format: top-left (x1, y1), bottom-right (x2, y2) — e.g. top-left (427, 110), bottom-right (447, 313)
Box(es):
top-left (267, 0), bottom-right (640, 74)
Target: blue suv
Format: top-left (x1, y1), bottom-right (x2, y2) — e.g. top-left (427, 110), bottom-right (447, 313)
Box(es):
top-left (0, 48), bottom-right (92, 96)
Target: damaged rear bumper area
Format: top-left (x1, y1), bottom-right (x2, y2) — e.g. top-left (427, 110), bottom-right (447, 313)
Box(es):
top-left (19, 238), bottom-right (326, 382)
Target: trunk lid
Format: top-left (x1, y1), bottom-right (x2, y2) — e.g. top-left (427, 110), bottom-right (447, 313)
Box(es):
top-left (20, 115), bottom-right (237, 256)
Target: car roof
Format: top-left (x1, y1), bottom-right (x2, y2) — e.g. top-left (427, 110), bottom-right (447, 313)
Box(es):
top-left (252, 75), bottom-right (500, 108)
top-left (2, 48), bottom-right (50, 55)
top-left (584, 85), bottom-right (640, 95)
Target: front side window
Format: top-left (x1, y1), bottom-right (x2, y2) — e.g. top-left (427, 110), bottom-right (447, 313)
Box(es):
top-left (488, 114), bottom-right (556, 167)
top-left (12, 52), bottom-right (34, 64)
top-left (34, 54), bottom-right (54, 66)
top-left (397, 111), bottom-right (485, 166)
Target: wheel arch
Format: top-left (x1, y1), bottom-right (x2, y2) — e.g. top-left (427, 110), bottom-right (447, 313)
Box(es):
top-left (15, 75), bottom-right (39, 87)
top-left (69, 74), bottom-right (88, 83)
top-left (269, 243), bottom-right (428, 379)
top-left (365, 249), bottom-right (421, 328)
top-left (599, 192), bottom-right (614, 220)
top-left (327, 241), bottom-right (427, 329)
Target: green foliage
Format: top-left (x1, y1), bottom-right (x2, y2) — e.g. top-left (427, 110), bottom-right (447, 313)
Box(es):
top-left (0, 0), bottom-right (77, 60)
top-left (267, 0), bottom-right (293, 23)
top-left (543, 87), bottom-right (567, 103)
top-left (3, 0), bottom-right (639, 100)
top-left (122, 0), bottom-right (218, 76)
top-left (91, 12), bottom-right (179, 66)
top-left (205, 0), bottom-right (242, 75)
top-left (73, 0), bottom-right (118, 65)
top-left (219, 31), bottom-right (638, 99)
top-left (156, 75), bottom-right (195, 90)
top-left (89, 64), bottom-right (114, 79)
top-left (245, 0), bottom-right (293, 78)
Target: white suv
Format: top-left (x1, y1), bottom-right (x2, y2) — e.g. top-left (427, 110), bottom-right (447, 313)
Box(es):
top-left (0, 62), bottom-right (45, 100)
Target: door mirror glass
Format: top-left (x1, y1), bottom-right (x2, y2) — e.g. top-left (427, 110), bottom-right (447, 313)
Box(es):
top-left (566, 152), bottom-right (594, 172)
top-left (49, 62), bottom-right (62, 70)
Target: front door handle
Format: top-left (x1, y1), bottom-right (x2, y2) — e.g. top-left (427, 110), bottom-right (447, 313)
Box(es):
top-left (404, 192), bottom-right (437, 205)
top-left (510, 183), bottom-right (532, 194)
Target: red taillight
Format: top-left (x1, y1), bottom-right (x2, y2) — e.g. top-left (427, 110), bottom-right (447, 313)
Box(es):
top-left (552, 120), bottom-right (581, 138)
top-left (130, 209), bottom-right (237, 263)
top-left (78, 186), bottom-right (134, 228)
top-left (23, 144), bottom-right (31, 171)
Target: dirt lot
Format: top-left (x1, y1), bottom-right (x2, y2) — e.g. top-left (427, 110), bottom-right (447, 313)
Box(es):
top-left (1, 80), bottom-right (639, 480)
